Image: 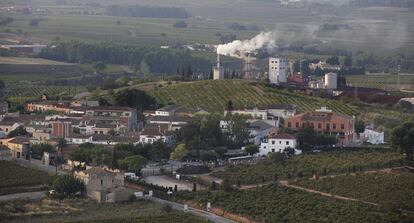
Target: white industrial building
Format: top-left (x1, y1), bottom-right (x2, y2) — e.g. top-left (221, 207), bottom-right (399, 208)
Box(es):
top-left (324, 73), bottom-right (338, 89)
top-left (269, 57), bottom-right (287, 84)
top-left (257, 133), bottom-right (299, 156)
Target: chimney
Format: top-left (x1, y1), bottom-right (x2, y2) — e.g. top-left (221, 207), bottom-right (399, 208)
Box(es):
top-left (217, 53), bottom-right (220, 68)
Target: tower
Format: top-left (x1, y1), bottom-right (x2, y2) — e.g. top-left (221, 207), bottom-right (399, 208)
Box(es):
top-left (269, 57), bottom-right (287, 84)
top-left (213, 54), bottom-right (224, 80)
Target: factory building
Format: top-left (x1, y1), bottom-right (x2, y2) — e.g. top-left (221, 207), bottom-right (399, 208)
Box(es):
top-left (269, 57), bottom-right (287, 84)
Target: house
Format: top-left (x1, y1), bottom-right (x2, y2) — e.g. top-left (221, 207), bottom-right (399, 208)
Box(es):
top-left (248, 120), bottom-right (276, 145)
top-left (258, 133), bottom-right (298, 156)
top-left (139, 125), bottom-right (174, 145)
top-left (74, 167), bottom-right (132, 203)
top-left (361, 127), bottom-right (384, 145)
top-left (0, 136), bottom-right (31, 159)
top-left (26, 101), bottom-right (71, 114)
top-left (147, 115), bottom-right (192, 130)
top-left (0, 121), bottom-right (21, 135)
top-left (285, 107), bottom-right (355, 145)
top-left (84, 106), bottom-right (138, 132)
top-left (0, 145), bottom-right (12, 161)
top-left (224, 104), bottom-right (296, 123)
top-left (51, 119), bottom-right (73, 139)
top-left (30, 128), bottom-right (51, 144)
top-left (154, 104), bottom-right (201, 117)
top-left (71, 134), bottom-right (93, 144)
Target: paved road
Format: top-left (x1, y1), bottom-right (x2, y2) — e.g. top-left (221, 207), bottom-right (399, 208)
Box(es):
top-left (0, 191), bottom-right (46, 202)
top-left (150, 197), bottom-right (237, 223)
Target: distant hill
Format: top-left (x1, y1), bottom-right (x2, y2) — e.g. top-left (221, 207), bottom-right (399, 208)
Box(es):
top-left (349, 0), bottom-right (414, 8)
top-left (138, 80), bottom-right (357, 115)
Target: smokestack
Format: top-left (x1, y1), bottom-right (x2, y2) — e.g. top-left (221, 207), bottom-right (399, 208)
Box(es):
top-left (217, 53), bottom-right (220, 68)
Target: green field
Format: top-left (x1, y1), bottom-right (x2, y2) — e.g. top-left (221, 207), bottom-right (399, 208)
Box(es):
top-left (179, 185), bottom-right (411, 223)
top-left (212, 148), bottom-right (404, 185)
top-left (5, 85), bottom-right (87, 102)
top-left (293, 172), bottom-right (414, 211)
top-left (138, 79), bottom-right (357, 114)
top-left (0, 198), bottom-right (205, 223)
top-left (0, 161), bottom-right (54, 188)
top-left (346, 74), bottom-right (414, 90)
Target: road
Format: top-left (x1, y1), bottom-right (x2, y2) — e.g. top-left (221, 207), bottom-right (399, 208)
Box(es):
top-left (149, 197), bottom-right (237, 223)
top-left (0, 191), bottom-right (46, 202)
top-left (15, 159), bottom-right (66, 175)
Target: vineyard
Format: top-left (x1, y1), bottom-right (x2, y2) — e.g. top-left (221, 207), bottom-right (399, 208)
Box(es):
top-left (293, 172), bottom-right (414, 211)
top-left (212, 148), bottom-right (404, 184)
top-left (0, 161), bottom-right (54, 188)
top-left (1, 197), bottom-right (204, 223)
top-left (144, 80), bottom-right (357, 114)
top-left (346, 74), bottom-right (414, 90)
top-left (5, 85), bottom-right (87, 101)
top-left (182, 185), bottom-right (410, 223)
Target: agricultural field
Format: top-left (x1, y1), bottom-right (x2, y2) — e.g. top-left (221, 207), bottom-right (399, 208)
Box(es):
top-left (212, 148), bottom-right (404, 185)
top-left (0, 161), bottom-right (54, 188)
top-left (346, 74), bottom-right (414, 91)
top-left (179, 185), bottom-right (411, 223)
top-left (5, 85), bottom-right (87, 102)
top-left (0, 198), bottom-right (205, 223)
top-left (293, 172), bottom-right (414, 211)
top-left (141, 79), bottom-right (357, 114)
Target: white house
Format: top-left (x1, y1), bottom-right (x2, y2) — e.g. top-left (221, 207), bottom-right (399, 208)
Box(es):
top-left (139, 126), bottom-right (174, 145)
top-left (258, 133), bottom-right (298, 156)
top-left (361, 128), bottom-right (384, 145)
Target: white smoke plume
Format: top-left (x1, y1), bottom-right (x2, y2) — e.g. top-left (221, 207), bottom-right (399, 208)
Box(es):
top-left (217, 31), bottom-right (277, 57)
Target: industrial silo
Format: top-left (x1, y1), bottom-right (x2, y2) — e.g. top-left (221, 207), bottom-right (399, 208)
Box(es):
top-left (324, 73), bottom-right (338, 89)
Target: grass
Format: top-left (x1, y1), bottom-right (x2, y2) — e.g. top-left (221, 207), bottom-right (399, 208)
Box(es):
top-left (293, 172), bottom-right (414, 211)
top-left (0, 198), bottom-right (206, 223)
top-left (137, 79), bottom-right (357, 114)
top-left (5, 85), bottom-right (87, 99)
top-left (212, 148), bottom-right (404, 185)
top-left (0, 161), bottom-right (54, 188)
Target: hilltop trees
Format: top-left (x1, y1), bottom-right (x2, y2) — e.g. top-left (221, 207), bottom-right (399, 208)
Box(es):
top-left (112, 88), bottom-right (157, 111)
top-left (391, 122), bottom-right (414, 161)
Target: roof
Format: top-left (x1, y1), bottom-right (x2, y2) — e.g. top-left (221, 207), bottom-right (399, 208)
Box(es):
top-left (269, 133), bottom-right (296, 140)
top-left (290, 111), bottom-right (352, 122)
top-left (86, 106), bottom-right (136, 112)
top-left (157, 104), bottom-right (182, 112)
top-left (94, 123), bottom-right (116, 129)
top-left (141, 125), bottom-right (173, 137)
top-left (8, 136), bottom-right (30, 145)
top-left (248, 120), bottom-right (274, 131)
top-left (148, 115), bottom-right (194, 123)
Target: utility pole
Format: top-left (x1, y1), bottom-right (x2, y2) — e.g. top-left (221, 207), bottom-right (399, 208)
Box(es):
top-left (397, 64), bottom-right (401, 91)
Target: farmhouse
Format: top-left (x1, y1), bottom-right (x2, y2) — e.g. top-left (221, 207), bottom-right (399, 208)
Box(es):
top-left (0, 136), bottom-right (31, 159)
top-left (258, 133), bottom-right (298, 156)
top-left (139, 124), bottom-right (174, 145)
top-left (285, 107), bottom-right (355, 145)
top-left (75, 167), bottom-right (132, 203)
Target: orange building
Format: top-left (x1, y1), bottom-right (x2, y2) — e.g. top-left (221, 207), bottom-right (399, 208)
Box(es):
top-left (284, 107), bottom-right (355, 145)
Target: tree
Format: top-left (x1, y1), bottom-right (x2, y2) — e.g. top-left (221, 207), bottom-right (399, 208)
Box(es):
top-left (57, 138), bottom-right (66, 151)
top-left (113, 88), bottom-right (157, 111)
top-left (31, 143), bottom-right (53, 159)
top-left (244, 144), bottom-right (259, 155)
top-left (7, 126), bottom-right (28, 137)
top-left (391, 122), bottom-right (414, 161)
top-left (150, 141), bottom-right (171, 161)
top-left (29, 19), bottom-right (39, 27)
top-left (226, 100), bottom-right (234, 111)
top-left (170, 144), bottom-right (188, 160)
top-left (118, 155), bottom-right (147, 173)
top-left (173, 21), bottom-right (187, 28)
top-left (355, 120), bottom-right (366, 137)
top-left (326, 56), bottom-right (340, 65)
top-left (91, 146), bottom-right (112, 166)
top-left (398, 100), bottom-right (412, 112)
top-left (93, 61), bottom-right (106, 72)
top-left (343, 55), bottom-right (352, 67)
top-left (200, 114), bottom-right (223, 148)
top-left (228, 114), bottom-right (250, 149)
top-left (52, 175), bottom-right (85, 198)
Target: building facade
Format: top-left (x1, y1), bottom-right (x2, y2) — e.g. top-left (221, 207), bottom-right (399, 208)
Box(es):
top-left (269, 57), bottom-right (287, 84)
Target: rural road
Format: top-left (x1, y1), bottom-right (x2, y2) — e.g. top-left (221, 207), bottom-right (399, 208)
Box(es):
top-left (150, 197), bottom-right (237, 223)
top-left (0, 191), bottom-right (46, 202)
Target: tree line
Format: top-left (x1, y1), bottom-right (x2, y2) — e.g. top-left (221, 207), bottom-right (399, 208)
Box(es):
top-left (105, 5), bottom-right (191, 18)
top-left (38, 41), bottom-right (212, 74)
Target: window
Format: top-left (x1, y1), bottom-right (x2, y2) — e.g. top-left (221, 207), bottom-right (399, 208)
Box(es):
top-left (101, 179), bottom-right (103, 186)
top-left (295, 122), bottom-right (299, 128)
top-left (288, 122), bottom-right (291, 128)
top-left (279, 141), bottom-right (282, 144)
top-left (326, 124), bottom-right (330, 130)
top-left (286, 141), bottom-right (289, 145)
top-left (341, 124), bottom-right (345, 130)
top-left (333, 123), bottom-right (336, 129)
top-left (272, 140), bottom-right (275, 145)
top-left (318, 123), bottom-right (322, 129)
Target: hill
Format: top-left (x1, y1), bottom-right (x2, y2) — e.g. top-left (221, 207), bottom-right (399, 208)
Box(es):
top-left (136, 80), bottom-right (357, 115)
